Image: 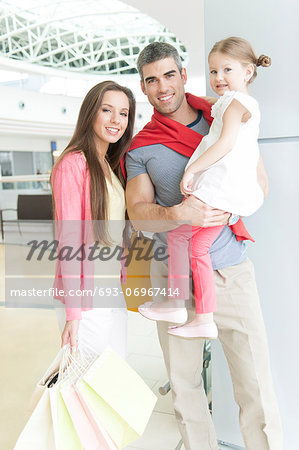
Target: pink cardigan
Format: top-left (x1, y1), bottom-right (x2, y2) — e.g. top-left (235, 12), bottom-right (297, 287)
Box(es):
top-left (52, 152), bottom-right (94, 321)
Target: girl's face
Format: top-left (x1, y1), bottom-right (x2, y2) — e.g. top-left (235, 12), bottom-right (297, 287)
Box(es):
top-left (208, 52), bottom-right (254, 96)
top-left (93, 90), bottom-right (129, 150)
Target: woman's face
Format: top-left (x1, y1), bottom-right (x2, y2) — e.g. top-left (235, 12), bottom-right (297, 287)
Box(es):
top-left (93, 90), bottom-right (130, 149)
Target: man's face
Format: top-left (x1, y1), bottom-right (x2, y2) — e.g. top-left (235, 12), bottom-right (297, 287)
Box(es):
top-left (140, 57), bottom-right (187, 116)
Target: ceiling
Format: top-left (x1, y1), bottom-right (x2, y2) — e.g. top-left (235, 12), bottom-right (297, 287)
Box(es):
top-left (0, 0), bottom-right (188, 75)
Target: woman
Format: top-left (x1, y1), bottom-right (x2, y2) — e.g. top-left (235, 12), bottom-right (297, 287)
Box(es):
top-left (51, 81), bottom-right (135, 358)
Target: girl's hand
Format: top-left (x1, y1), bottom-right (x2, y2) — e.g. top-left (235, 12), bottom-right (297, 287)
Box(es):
top-left (61, 320), bottom-right (79, 352)
top-left (180, 170), bottom-right (194, 196)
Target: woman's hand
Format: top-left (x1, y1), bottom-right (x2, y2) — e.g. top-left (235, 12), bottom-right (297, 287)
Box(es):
top-left (200, 95), bottom-right (218, 105)
top-left (61, 320), bottom-right (79, 352)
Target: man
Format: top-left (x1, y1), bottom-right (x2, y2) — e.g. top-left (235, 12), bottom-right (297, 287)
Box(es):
top-left (125, 42), bottom-right (282, 450)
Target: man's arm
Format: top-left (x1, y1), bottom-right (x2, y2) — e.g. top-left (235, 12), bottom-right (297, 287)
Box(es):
top-left (125, 173), bottom-right (230, 232)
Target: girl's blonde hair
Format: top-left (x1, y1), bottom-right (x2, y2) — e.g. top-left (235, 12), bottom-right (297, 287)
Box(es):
top-left (209, 36), bottom-right (271, 83)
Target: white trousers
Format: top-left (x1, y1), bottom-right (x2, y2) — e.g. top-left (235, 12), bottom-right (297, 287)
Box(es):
top-left (152, 257), bottom-right (283, 450)
top-left (54, 301), bottom-right (127, 360)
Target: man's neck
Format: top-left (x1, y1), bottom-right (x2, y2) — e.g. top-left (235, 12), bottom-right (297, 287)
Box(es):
top-left (162, 96), bottom-right (198, 126)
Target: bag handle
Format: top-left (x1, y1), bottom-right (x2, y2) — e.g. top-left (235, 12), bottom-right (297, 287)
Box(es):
top-left (58, 344), bottom-right (98, 382)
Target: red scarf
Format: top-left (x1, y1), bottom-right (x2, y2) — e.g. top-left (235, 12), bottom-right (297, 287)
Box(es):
top-left (122, 93), bottom-right (254, 242)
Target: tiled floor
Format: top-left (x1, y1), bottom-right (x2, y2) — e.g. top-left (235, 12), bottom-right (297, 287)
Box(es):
top-left (125, 313), bottom-right (183, 450)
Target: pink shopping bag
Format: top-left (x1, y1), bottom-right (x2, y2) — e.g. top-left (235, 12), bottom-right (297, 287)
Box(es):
top-left (60, 383), bottom-right (118, 449)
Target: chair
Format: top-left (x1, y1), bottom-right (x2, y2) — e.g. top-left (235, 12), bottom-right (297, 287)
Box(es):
top-left (0, 194), bottom-right (53, 240)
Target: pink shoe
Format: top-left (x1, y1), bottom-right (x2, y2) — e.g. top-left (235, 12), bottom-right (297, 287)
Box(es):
top-left (168, 321), bottom-right (218, 339)
top-left (138, 302), bottom-right (188, 324)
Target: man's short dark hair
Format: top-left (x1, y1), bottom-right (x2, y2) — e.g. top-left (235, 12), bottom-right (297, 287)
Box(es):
top-left (137, 42), bottom-right (183, 80)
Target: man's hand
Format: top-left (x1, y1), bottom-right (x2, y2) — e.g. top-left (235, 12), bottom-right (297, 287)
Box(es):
top-left (126, 173), bottom-right (229, 231)
top-left (176, 195), bottom-right (230, 227)
top-left (61, 320), bottom-right (79, 352)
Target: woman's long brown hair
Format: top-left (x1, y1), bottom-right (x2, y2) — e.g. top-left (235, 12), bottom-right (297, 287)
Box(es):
top-left (51, 81), bottom-right (136, 244)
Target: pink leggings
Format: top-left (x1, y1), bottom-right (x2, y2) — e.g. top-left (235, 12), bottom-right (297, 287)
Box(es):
top-left (167, 224), bottom-right (224, 314)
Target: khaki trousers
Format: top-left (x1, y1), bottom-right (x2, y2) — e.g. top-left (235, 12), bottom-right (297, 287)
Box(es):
top-left (152, 257), bottom-right (282, 450)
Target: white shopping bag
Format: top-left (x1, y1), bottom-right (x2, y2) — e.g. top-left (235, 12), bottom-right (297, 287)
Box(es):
top-left (15, 346), bottom-right (71, 449)
top-left (14, 389), bottom-right (55, 450)
top-left (27, 347), bottom-right (65, 415)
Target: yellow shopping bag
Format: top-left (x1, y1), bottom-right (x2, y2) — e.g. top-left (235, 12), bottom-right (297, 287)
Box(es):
top-left (76, 347), bottom-right (157, 449)
top-left (121, 231), bottom-right (153, 312)
top-left (50, 382), bottom-right (83, 450)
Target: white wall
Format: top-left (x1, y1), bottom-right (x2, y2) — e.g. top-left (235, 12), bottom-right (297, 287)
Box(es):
top-left (204, 0), bottom-right (299, 138)
top-left (0, 85), bottom-right (80, 131)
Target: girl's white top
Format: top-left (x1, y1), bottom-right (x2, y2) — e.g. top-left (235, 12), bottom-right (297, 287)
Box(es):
top-left (186, 90), bottom-right (264, 216)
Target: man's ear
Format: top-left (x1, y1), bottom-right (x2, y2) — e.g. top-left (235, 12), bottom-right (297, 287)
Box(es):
top-left (140, 79), bottom-right (147, 95)
top-left (181, 67), bottom-right (187, 85)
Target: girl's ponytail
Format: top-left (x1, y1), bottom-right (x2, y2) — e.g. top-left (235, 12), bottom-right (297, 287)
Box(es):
top-left (256, 54), bottom-right (271, 67)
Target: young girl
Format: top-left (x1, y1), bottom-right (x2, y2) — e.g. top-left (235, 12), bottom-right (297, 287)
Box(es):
top-left (51, 81), bottom-right (135, 356)
top-left (139, 37), bottom-right (270, 338)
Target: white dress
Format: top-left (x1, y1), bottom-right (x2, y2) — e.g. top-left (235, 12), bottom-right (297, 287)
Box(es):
top-left (186, 90), bottom-right (264, 216)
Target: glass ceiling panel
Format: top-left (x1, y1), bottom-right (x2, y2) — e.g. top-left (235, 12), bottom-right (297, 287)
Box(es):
top-left (0, 0), bottom-right (188, 74)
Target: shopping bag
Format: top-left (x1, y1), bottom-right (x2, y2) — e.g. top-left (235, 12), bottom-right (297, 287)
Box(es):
top-left (76, 347), bottom-right (157, 449)
top-left (49, 382), bottom-right (83, 450)
top-left (14, 389), bottom-right (55, 450)
top-left (60, 383), bottom-right (117, 450)
top-left (121, 231), bottom-right (153, 312)
top-left (76, 380), bottom-right (120, 449)
top-left (27, 347), bottom-right (65, 415)
top-left (49, 345), bottom-right (116, 450)
top-left (15, 347), bottom-right (72, 449)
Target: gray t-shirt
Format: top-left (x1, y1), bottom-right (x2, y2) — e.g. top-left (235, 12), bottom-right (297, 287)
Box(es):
top-left (126, 112), bottom-right (247, 270)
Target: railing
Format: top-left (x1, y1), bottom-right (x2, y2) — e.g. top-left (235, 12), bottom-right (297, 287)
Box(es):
top-left (0, 174), bottom-right (50, 191)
